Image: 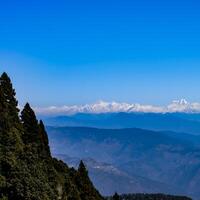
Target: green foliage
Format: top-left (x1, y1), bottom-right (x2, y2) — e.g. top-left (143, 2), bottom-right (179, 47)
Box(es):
top-left (38, 120), bottom-right (51, 157)
top-left (0, 72), bottom-right (104, 200)
top-left (113, 193), bottom-right (120, 200)
top-left (0, 72), bottom-right (20, 126)
top-left (74, 161), bottom-right (103, 200)
top-left (0, 72), bottom-right (24, 199)
top-left (21, 103), bottom-right (40, 145)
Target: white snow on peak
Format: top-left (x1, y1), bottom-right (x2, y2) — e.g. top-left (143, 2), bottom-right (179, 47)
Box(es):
top-left (33, 99), bottom-right (200, 115)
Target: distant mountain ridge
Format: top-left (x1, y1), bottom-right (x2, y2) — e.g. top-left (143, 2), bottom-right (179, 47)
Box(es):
top-left (54, 154), bottom-right (183, 196)
top-left (43, 112), bottom-right (200, 135)
top-left (35, 99), bottom-right (200, 115)
top-left (47, 126), bottom-right (200, 199)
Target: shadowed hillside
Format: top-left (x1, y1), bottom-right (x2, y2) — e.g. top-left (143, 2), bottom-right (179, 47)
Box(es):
top-left (47, 126), bottom-right (200, 199)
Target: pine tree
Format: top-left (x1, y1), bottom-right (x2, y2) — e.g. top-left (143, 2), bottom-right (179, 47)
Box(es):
top-left (38, 120), bottom-right (51, 157)
top-left (113, 193), bottom-right (120, 200)
top-left (0, 72), bottom-right (23, 199)
top-left (0, 72), bottom-right (104, 200)
top-left (78, 160), bottom-right (88, 177)
top-left (0, 72), bottom-right (20, 126)
top-left (20, 104), bottom-right (57, 200)
top-left (75, 161), bottom-right (102, 200)
top-left (21, 103), bottom-right (39, 145)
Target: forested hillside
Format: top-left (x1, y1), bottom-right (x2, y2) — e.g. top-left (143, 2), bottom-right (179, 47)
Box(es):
top-left (0, 72), bottom-right (103, 200)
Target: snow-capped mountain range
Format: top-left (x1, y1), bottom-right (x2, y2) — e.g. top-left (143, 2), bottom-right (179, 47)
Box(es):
top-left (33, 99), bottom-right (200, 115)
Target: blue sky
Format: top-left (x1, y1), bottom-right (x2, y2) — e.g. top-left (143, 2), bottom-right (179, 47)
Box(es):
top-left (0, 0), bottom-right (200, 107)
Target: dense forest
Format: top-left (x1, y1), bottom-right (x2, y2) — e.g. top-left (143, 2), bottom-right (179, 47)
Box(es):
top-left (0, 72), bottom-right (193, 200)
top-left (0, 72), bottom-right (103, 200)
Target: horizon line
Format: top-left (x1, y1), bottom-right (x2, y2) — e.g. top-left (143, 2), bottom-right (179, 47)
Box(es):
top-left (20, 99), bottom-right (200, 116)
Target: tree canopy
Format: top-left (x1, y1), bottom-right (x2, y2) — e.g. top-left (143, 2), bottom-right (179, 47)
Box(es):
top-left (0, 72), bottom-right (103, 200)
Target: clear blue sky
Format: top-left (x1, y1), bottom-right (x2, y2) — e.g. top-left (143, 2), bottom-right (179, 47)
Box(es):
top-left (0, 0), bottom-right (200, 107)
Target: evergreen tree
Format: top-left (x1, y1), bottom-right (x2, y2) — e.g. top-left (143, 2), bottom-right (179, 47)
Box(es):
top-left (0, 72), bottom-right (23, 199)
top-left (38, 120), bottom-right (51, 157)
top-left (0, 72), bottom-right (20, 126)
top-left (0, 72), bottom-right (104, 200)
top-left (20, 104), bottom-right (57, 200)
top-left (78, 160), bottom-right (88, 177)
top-left (75, 161), bottom-right (102, 200)
top-left (113, 193), bottom-right (120, 200)
top-left (21, 103), bottom-right (39, 145)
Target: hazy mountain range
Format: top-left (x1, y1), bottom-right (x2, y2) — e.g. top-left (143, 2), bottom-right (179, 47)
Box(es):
top-left (43, 111), bottom-right (200, 199)
top-left (43, 112), bottom-right (200, 135)
top-left (46, 126), bottom-right (200, 199)
top-left (55, 154), bottom-right (182, 196)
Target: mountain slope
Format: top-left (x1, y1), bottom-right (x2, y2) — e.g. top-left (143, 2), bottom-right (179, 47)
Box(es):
top-left (0, 73), bottom-right (103, 200)
top-left (46, 126), bottom-right (200, 199)
top-left (55, 155), bottom-right (183, 196)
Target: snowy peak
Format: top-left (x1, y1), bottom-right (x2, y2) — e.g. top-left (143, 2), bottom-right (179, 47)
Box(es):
top-left (34, 99), bottom-right (200, 115)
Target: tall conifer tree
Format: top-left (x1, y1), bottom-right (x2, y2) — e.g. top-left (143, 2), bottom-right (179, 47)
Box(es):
top-left (0, 72), bottom-right (23, 199)
top-left (78, 161), bottom-right (88, 177)
top-left (38, 120), bottom-right (51, 157)
top-left (21, 103), bottom-right (39, 145)
top-left (113, 193), bottom-right (120, 200)
top-left (76, 161), bottom-right (102, 200)
top-left (0, 73), bottom-right (104, 200)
